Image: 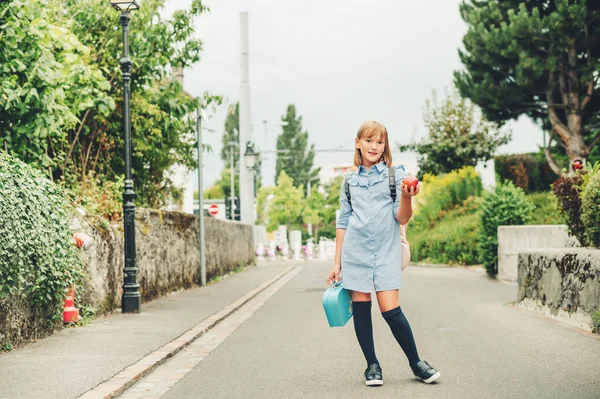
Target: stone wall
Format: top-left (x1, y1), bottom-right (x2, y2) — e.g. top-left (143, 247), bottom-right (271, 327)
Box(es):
top-left (81, 209), bottom-right (255, 312)
top-left (498, 225), bottom-right (571, 283)
top-left (517, 248), bottom-right (600, 331)
top-left (0, 209), bottom-right (254, 346)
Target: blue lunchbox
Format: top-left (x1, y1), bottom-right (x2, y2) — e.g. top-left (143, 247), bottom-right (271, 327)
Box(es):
top-left (322, 281), bottom-right (353, 327)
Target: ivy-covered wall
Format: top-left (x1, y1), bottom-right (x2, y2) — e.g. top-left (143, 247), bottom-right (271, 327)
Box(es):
top-left (1, 208), bottom-right (255, 348)
top-left (0, 149), bottom-right (254, 348)
top-left (0, 151), bottom-right (83, 349)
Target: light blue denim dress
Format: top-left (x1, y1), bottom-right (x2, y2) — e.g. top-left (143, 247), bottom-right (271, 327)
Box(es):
top-left (336, 161), bottom-right (407, 293)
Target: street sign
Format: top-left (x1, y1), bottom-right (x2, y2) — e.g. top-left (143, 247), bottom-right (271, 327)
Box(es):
top-left (208, 204), bottom-right (219, 216)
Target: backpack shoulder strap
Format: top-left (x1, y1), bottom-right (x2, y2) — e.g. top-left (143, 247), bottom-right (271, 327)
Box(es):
top-left (344, 174), bottom-right (352, 206)
top-left (389, 167), bottom-right (396, 202)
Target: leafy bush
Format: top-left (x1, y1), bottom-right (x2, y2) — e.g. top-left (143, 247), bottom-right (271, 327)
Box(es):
top-left (526, 192), bottom-right (565, 225)
top-left (67, 172), bottom-right (124, 221)
top-left (479, 181), bottom-right (533, 277)
top-left (316, 226), bottom-right (336, 241)
top-left (0, 151), bottom-right (83, 319)
top-left (592, 309), bottom-right (600, 334)
top-left (413, 166), bottom-right (483, 229)
top-left (581, 171), bottom-right (600, 248)
top-left (494, 152), bottom-right (557, 193)
top-left (409, 197), bottom-right (481, 265)
top-left (553, 174), bottom-right (586, 246)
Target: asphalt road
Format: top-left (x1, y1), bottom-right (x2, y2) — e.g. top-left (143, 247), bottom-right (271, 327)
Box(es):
top-left (139, 261), bottom-right (600, 399)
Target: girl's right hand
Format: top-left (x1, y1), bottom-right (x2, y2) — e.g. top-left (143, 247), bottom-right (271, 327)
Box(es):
top-left (326, 264), bottom-right (341, 286)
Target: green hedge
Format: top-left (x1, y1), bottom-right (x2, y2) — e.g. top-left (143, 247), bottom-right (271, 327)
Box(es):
top-left (413, 166), bottom-right (483, 229)
top-left (479, 181), bottom-right (533, 277)
top-left (526, 192), bottom-right (565, 225)
top-left (409, 199), bottom-right (480, 265)
top-left (494, 152), bottom-right (557, 193)
top-left (0, 151), bottom-right (83, 327)
top-left (582, 171), bottom-right (600, 248)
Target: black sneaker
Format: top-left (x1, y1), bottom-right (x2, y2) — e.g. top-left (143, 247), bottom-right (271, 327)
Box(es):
top-left (411, 360), bottom-right (440, 384)
top-left (364, 363), bottom-right (383, 386)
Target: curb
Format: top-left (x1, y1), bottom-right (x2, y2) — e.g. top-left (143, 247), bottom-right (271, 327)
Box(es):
top-left (78, 265), bottom-right (297, 399)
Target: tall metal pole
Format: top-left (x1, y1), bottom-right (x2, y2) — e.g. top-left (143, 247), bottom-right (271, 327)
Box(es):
top-left (262, 120), bottom-right (268, 183)
top-left (307, 180), bottom-right (312, 237)
top-left (230, 143), bottom-right (235, 220)
top-left (196, 101), bottom-right (206, 286)
top-left (120, 10), bottom-right (141, 313)
top-left (239, 12), bottom-right (254, 225)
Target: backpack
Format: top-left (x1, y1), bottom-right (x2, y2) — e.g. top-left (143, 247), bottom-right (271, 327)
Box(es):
top-left (343, 167), bottom-right (411, 269)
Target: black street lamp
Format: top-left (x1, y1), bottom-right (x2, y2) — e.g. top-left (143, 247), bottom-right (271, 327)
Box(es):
top-left (110, 0), bottom-right (141, 313)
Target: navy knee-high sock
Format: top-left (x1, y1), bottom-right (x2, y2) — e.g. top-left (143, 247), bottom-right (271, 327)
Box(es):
top-left (382, 306), bottom-right (421, 366)
top-left (352, 301), bottom-right (379, 366)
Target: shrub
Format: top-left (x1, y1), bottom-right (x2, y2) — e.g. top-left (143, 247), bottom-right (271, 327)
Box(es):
top-left (526, 192), bottom-right (565, 225)
top-left (479, 181), bottom-right (533, 277)
top-left (0, 151), bottom-right (83, 321)
top-left (494, 152), bottom-right (557, 193)
top-left (553, 174), bottom-right (586, 246)
top-left (316, 225), bottom-right (336, 241)
top-left (67, 172), bottom-right (124, 221)
top-left (409, 198), bottom-right (481, 265)
top-left (581, 171), bottom-right (600, 248)
top-left (592, 309), bottom-right (600, 334)
top-left (413, 166), bottom-right (483, 229)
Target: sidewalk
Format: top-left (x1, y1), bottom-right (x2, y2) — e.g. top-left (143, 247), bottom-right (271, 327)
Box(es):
top-left (0, 262), bottom-right (295, 399)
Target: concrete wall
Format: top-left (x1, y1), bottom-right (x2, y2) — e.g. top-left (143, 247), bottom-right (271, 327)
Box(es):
top-left (1, 209), bottom-right (254, 346)
top-left (517, 248), bottom-right (600, 331)
top-left (498, 225), bottom-right (571, 283)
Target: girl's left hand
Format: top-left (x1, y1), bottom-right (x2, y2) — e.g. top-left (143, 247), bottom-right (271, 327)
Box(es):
top-left (401, 183), bottom-right (420, 197)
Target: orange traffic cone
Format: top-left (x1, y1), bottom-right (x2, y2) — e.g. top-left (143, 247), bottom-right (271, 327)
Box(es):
top-left (63, 285), bottom-right (79, 323)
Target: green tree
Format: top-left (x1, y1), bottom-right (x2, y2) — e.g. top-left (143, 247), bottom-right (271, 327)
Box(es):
top-left (400, 89), bottom-right (510, 179)
top-left (256, 186), bottom-right (274, 225)
top-left (455, 0), bottom-right (600, 175)
top-left (221, 103), bottom-right (239, 168)
top-left (267, 171), bottom-right (305, 231)
top-left (207, 168), bottom-right (239, 200)
top-left (203, 185), bottom-right (224, 200)
top-left (303, 189), bottom-right (325, 238)
top-left (322, 175), bottom-right (343, 226)
top-left (1, 0), bottom-right (221, 209)
top-left (276, 105), bottom-right (320, 188)
top-left (62, 0), bottom-right (218, 208)
top-left (0, 0), bottom-right (113, 174)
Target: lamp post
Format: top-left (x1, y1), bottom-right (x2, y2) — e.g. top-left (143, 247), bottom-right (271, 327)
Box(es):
top-left (110, 0), bottom-right (141, 313)
top-left (196, 101), bottom-right (206, 287)
top-left (244, 141), bottom-right (259, 197)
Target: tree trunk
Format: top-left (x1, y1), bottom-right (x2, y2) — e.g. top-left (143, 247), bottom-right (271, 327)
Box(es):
top-left (546, 65), bottom-right (589, 175)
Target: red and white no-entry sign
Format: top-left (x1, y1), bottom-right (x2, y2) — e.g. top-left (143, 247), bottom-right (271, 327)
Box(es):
top-left (208, 204), bottom-right (219, 216)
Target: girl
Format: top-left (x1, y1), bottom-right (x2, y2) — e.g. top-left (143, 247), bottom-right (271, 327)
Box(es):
top-left (326, 121), bottom-right (440, 386)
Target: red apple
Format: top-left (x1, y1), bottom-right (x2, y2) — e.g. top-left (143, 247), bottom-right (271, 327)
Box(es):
top-left (572, 159), bottom-right (584, 170)
top-left (403, 176), bottom-right (419, 190)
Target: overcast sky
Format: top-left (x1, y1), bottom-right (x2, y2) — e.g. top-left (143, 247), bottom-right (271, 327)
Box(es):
top-left (163, 0), bottom-right (544, 188)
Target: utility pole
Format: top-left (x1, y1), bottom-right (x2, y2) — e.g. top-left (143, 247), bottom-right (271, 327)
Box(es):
top-left (239, 11), bottom-right (254, 225)
top-left (196, 100), bottom-right (206, 286)
top-left (307, 180), bottom-right (312, 237)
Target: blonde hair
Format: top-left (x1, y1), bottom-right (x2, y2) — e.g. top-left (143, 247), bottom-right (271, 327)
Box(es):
top-left (353, 121), bottom-right (392, 168)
